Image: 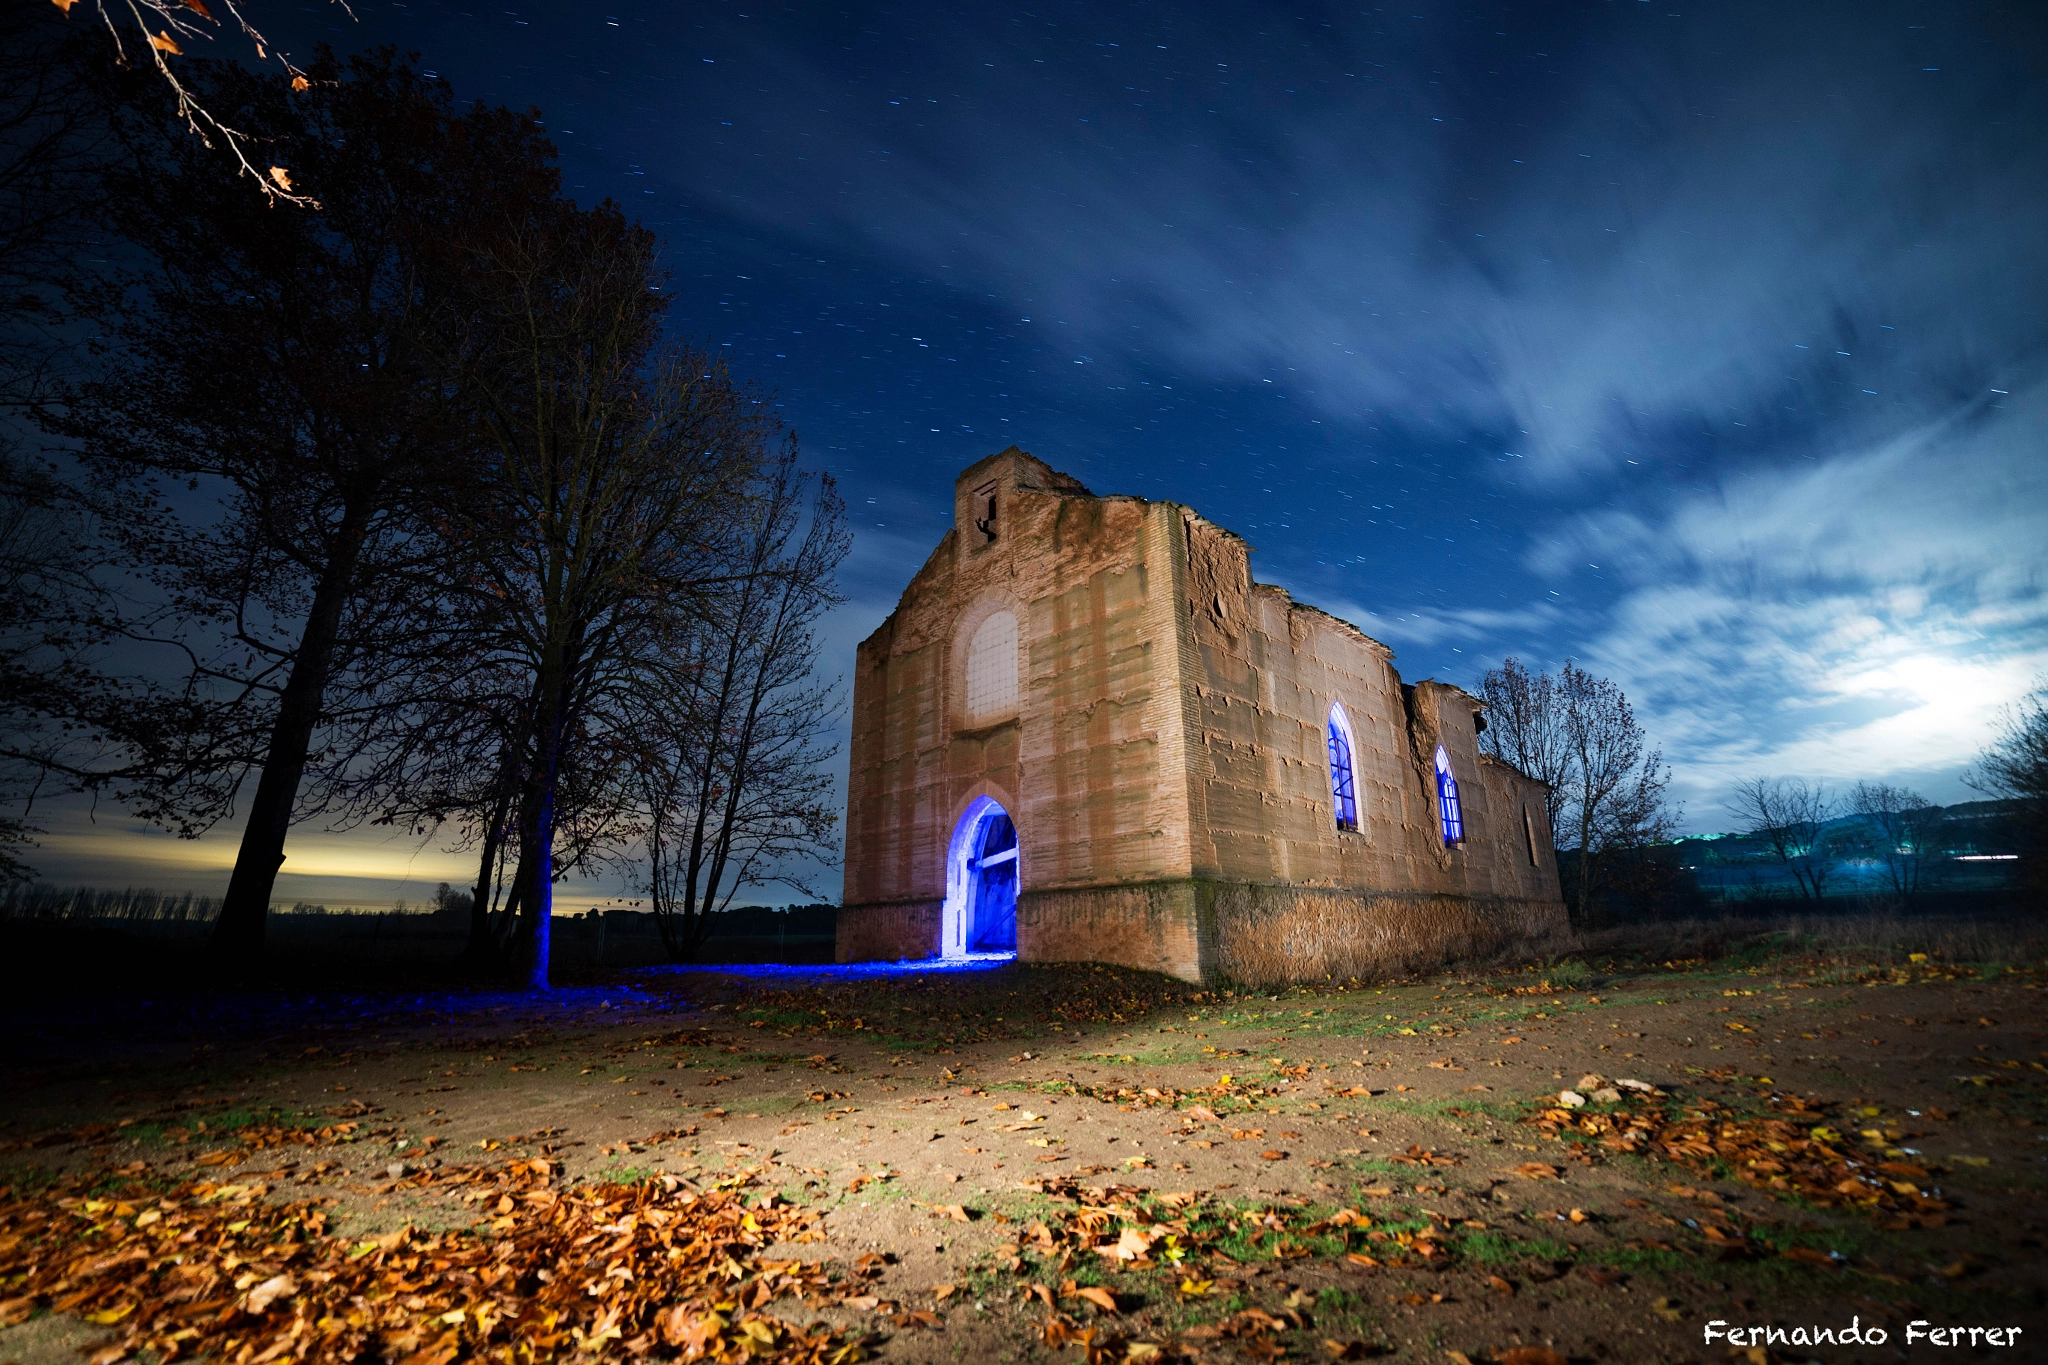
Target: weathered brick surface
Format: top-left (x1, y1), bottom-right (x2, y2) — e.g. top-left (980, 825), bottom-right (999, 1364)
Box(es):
top-left (840, 448), bottom-right (1566, 984)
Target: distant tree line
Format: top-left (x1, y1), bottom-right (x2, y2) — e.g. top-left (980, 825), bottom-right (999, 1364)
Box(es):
top-left (1721, 684), bottom-right (2048, 908)
top-left (0, 29), bottom-right (847, 986)
top-left (1480, 657), bottom-right (2045, 925)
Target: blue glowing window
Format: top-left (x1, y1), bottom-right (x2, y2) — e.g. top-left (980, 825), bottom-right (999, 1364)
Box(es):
top-left (1435, 744), bottom-right (1464, 846)
top-left (1328, 707), bottom-right (1358, 831)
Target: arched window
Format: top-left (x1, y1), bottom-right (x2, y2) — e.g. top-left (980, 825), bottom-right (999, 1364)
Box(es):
top-left (1434, 744), bottom-right (1464, 846)
top-left (963, 610), bottom-right (1018, 723)
top-left (1327, 703), bottom-right (1359, 832)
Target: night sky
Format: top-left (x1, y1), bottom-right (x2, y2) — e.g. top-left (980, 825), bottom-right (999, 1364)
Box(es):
top-left (34, 0), bottom-right (2048, 901)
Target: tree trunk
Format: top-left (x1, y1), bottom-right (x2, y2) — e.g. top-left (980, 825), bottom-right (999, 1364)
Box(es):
top-left (520, 772), bottom-right (555, 989)
top-left (1574, 795), bottom-right (1597, 928)
top-left (211, 502), bottom-right (373, 955)
top-left (494, 853), bottom-right (527, 948)
top-left (466, 760), bottom-right (516, 962)
top-left (513, 680), bottom-right (567, 990)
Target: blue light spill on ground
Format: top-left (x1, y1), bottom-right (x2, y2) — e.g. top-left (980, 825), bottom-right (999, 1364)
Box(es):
top-left (631, 953), bottom-right (1017, 985)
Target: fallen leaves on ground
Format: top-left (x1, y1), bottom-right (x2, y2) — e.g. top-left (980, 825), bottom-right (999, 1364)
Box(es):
top-left (1387, 1145), bottom-right (1461, 1168)
top-left (1522, 1087), bottom-right (1950, 1226)
top-left (1008, 1179), bottom-right (1456, 1273)
top-left (10, 1119), bottom-right (363, 1160)
top-left (0, 1157), bottom-right (863, 1363)
top-left (1058, 1074), bottom-right (1286, 1115)
top-left (716, 961), bottom-right (1200, 1045)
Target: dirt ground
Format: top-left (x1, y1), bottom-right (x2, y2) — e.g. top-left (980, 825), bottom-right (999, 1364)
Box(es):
top-left (3, 941), bottom-right (2046, 1364)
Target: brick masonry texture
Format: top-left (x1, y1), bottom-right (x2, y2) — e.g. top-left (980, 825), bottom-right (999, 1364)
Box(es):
top-left (840, 448), bottom-right (1566, 985)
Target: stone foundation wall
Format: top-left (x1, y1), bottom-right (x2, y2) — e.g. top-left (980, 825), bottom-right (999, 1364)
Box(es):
top-left (837, 874), bottom-right (1567, 988)
top-left (834, 898), bottom-right (941, 963)
top-left (1203, 880), bottom-right (1568, 988)
top-left (1016, 883), bottom-right (1207, 982)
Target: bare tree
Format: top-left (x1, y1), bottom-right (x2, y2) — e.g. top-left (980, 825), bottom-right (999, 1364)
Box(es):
top-left (1557, 661), bottom-right (1677, 925)
top-left (50, 0), bottom-right (353, 206)
top-left (0, 6), bottom-right (121, 879)
top-left (0, 452), bottom-right (109, 882)
top-left (1478, 657), bottom-right (1677, 924)
top-left (1967, 680), bottom-right (2048, 893)
top-left (451, 190), bottom-right (786, 986)
top-left (1477, 656), bottom-right (1570, 848)
top-left (2, 3), bottom-right (111, 386)
top-left (1727, 776), bottom-right (1838, 903)
top-left (43, 51), bottom-right (562, 954)
top-left (638, 454), bottom-right (847, 962)
top-left (1849, 781), bottom-right (1944, 905)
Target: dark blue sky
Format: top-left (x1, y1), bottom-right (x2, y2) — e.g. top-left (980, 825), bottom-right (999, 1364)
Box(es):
top-left (39, 0), bottom-right (2048, 900)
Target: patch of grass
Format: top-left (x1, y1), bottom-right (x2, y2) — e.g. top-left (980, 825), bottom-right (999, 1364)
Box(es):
top-left (1453, 1230), bottom-right (1574, 1267)
top-left (591, 1163), bottom-right (662, 1182)
top-left (1545, 958), bottom-right (1594, 990)
top-left (1596, 1244), bottom-right (1695, 1278)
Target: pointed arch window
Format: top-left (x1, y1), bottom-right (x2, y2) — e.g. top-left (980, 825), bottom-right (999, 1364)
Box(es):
top-left (1327, 703), bottom-right (1359, 832)
top-left (963, 610), bottom-right (1018, 724)
top-left (1434, 744), bottom-right (1464, 846)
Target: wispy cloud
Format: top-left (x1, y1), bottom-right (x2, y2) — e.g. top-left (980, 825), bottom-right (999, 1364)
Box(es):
top-left (1539, 384), bottom-right (2048, 816)
top-left (679, 5), bottom-right (2046, 484)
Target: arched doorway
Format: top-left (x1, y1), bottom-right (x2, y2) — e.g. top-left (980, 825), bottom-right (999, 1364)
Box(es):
top-left (943, 796), bottom-right (1019, 959)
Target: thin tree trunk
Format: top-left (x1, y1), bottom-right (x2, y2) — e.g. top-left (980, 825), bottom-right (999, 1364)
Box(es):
top-left (211, 502), bottom-right (373, 955)
top-left (514, 673), bottom-right (568, 989)
top-left (1574, 787), bottom-right (1596, 928)
top-left (519, 769), bottom-right (555, 989)
top-left (466, 755), bottom-right (516, 962)
top-left (494, 852), bottom-right (526, 948)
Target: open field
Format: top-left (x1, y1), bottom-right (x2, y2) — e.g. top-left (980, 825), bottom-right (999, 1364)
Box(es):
top-left (3, 918), bottom-right (2046, 1364)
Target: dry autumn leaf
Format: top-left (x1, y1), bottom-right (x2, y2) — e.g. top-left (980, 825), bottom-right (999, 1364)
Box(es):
top-left (1108, 1225), bottom-right (1155, 1260)
top-left (0, 1156), bottom-right (857, 1365)
top-left (292, 75), bottom-right (311, 92)
top-left (1072, 1285), bottom-right (1119, 1313)
top-left (149, 30), bottom-right (181, 54)
top-left (244, 1273), bottom-right (296, 1313)
top-left (268, 166), bottom-right (293, 191)
top-left (184, 0), bottom-right (213, 16)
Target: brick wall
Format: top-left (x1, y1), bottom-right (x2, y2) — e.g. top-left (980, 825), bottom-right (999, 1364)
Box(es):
top-left (840, 447), bottom-right (1565, 982)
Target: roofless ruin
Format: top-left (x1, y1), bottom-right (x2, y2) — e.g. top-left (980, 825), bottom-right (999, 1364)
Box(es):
top-left (840, 448), bottom-right (1565, 986)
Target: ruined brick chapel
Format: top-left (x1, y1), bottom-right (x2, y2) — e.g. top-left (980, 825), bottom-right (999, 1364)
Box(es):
top-left (840, 448), bottom-right (1566, 987)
